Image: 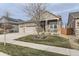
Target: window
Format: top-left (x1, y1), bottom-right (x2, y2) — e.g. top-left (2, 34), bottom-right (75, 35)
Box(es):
top-left (50, 24), bottom-right (57, 32)
top-left (76, 21), bottom-right (79, 29)
top-left (54, 24), bottom-right (57, 29)
top-left (77, 22), bottom-right (79, 26)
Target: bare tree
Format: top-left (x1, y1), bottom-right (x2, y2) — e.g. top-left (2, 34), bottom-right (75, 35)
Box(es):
top-left (3, 11), bottom-right (11, 46)
top-left (23, 3), bottom-right (47, 39)
top-left (3, 11), bottom-right (13, 30)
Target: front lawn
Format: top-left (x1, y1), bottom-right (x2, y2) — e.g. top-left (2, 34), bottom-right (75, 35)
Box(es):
top-left (16, 35), bottom-right (71, 49)
top-left (0, 42), bottom-right (65, 56)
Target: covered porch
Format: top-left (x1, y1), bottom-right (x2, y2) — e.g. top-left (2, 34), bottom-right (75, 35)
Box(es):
top-left (40, 19), bottom-right (61, 35)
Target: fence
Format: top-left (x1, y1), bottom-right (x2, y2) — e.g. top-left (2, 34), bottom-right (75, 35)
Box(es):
top-left (61, 28), bottom-right (74, 35)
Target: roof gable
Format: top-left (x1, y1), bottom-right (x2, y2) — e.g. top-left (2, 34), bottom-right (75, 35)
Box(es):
top-left (41, 11), bottom-right (61, 21)
top-left (30, 11), bottom-right (61, 22)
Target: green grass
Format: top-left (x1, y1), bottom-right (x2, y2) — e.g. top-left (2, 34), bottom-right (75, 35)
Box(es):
top-left (0, 42), bottom-right (65, 56)
top-left (16, 35), bottom-right (71, 49)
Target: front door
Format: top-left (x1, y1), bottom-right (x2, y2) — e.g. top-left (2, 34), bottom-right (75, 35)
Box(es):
top-left (50, 22), bottom-right (57, 33)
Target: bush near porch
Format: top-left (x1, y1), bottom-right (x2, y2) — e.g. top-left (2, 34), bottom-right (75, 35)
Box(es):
top-left (16, 35), bottom-right (71, 49)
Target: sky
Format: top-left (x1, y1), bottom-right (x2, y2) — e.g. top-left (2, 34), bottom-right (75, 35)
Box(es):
top-left (0, 3), bottom-right (79, 26)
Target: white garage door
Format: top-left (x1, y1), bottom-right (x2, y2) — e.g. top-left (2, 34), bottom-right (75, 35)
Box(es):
top-left (25, 27), bottom-right (37, 34)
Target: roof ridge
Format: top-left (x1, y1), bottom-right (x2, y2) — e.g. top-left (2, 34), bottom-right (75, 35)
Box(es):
top-left (0, 16), bottom-right (24, 22)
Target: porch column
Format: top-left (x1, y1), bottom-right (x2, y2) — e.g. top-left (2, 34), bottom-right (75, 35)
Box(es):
top-left (57, 19), bottom-right (61, 34)
top-left (57, 20), bottom-right (59, 34)
top-left (45, 20), bottom-right (48, 32)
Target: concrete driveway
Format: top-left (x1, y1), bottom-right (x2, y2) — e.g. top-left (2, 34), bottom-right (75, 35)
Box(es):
top-left (0, 32), bottom-right (32, 42)
top-left (0, 52), bottom-right (9, 56)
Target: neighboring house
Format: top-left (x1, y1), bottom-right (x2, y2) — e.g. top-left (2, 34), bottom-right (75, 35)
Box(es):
top-left (67, 12), bottom-right (79, 35)
top-left (19, 11), bottom-right (62, 35)
top-left (0, 16), bottom-right (23, 33)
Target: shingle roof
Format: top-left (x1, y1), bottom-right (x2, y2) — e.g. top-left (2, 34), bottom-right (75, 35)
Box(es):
top-left (69, 12), bottom-right (79, 18)
top-left (0, 16), bottom-right (24, 24)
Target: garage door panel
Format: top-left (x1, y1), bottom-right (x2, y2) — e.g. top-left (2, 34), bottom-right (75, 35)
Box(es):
top-left (25, 27), bottom-right (37, 34)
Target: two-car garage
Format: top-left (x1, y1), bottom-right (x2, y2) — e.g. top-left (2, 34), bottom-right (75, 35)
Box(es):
top-left (19, 22), bottom-right (37, 34)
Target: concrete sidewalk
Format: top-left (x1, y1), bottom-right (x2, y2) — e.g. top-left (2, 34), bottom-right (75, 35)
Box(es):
top-left (5, 40), bottom-right (79, 56)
